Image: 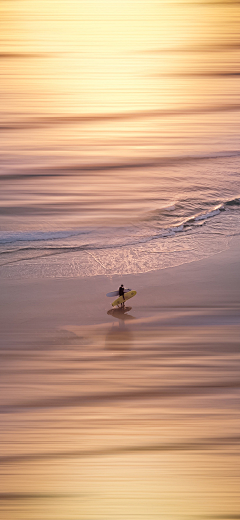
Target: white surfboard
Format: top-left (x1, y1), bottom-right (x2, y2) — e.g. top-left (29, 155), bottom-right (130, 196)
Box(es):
top-left (106, 289), bottom-right (131, 297)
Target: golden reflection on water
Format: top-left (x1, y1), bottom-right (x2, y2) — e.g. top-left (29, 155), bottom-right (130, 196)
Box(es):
top-left (1, 0), bottom-right (240, 229)
top-left (1, 0), bottom-right (240, 118)
top-left (1, 0), bottom-right (240, 230)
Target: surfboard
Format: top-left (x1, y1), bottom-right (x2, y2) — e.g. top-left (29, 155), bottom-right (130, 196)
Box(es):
top-left (112, 290), bottom-right (137, 307)
top-left (106, 289), bottom-right (131, 297)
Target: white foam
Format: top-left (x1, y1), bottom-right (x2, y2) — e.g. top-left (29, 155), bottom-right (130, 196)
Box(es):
top-left (171, 224), bottom-right (184, 232)
top-left (1, 231), bottom-right (230, 280)
top-left (194, 208), bottom-right (221, 221)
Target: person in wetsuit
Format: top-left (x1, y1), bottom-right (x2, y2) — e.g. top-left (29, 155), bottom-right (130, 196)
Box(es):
top-left (119, 284), bottom-right (125, 307)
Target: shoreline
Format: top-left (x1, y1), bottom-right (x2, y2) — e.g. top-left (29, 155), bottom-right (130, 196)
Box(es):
top-left (0, 236), bottom-right (239, 339)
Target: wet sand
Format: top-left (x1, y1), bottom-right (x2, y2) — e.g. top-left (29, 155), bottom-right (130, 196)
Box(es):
top-left (0, 238), bottom-right (240, 519)
top-left (1, 236), bottom-right (240, 334)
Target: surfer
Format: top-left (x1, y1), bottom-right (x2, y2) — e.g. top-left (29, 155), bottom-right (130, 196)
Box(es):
top-left (119, 284), bottom-right (125, 307)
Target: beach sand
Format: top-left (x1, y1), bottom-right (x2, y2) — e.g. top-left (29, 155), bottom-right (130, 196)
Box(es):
top-left (0, 238), bottom-right (240, 519)
top-left (1, 236), bottom-right (240, 334)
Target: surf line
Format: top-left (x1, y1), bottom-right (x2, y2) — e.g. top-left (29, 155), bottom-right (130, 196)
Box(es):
top-left (84, 250), bottom-right (108, 270)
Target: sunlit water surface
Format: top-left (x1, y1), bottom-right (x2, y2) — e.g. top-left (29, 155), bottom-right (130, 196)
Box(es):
top-left (1, 0), bottom-right (240, 278)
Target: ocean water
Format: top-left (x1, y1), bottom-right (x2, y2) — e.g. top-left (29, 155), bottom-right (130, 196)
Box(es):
top-left (1, 2), bottom-right (240, 519)
top-left (1, 0), bottom-right (240, 280)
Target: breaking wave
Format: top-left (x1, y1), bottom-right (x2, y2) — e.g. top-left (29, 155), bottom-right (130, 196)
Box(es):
top-left (0, 197), bottom-right (239, 255)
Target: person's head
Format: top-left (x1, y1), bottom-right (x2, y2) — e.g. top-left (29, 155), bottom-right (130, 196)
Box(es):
top-left (121, 284), bottom-right (123, 287)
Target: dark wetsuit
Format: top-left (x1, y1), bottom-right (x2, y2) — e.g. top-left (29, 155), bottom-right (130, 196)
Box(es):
top-left (119, 286), bottom-right (125, 304)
